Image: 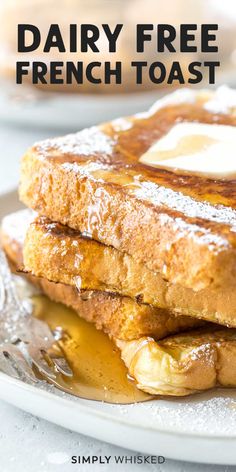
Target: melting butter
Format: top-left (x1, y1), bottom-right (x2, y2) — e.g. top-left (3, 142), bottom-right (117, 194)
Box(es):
top-left (140, 122), bottom-right (236, 179)
top-left (32, 295), bottom-right (150, 404)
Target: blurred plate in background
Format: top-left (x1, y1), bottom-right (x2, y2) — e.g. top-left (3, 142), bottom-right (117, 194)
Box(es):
top-left (1, 71), bottom-right (236, 132)
top-left (0, 81), bottom-right (166, 132)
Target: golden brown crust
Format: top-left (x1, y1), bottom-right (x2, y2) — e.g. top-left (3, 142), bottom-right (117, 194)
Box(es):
top-left (23, 214), bottom-right (236, 327)
top-left (19, 88), bottom-right (236, 291)
top-left (117, 327), bottom-right (236, 396)
top-left (1, 210), bottom-right (203, 341)
top-left (3, 210), bottom-right (236, 397)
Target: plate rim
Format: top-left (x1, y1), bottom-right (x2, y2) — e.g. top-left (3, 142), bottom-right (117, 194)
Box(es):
top-left (0, 371), bottom-right (235, 440)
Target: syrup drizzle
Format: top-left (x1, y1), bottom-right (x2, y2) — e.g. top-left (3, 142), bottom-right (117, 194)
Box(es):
top-left (32, 295), bottom-right (151, 404)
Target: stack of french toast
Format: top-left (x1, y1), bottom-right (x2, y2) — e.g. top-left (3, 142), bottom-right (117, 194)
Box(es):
top-left (2, 86), bottom-right (236, 397)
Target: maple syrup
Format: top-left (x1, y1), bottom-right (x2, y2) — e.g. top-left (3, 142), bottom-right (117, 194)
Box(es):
top-left (32, 295), bottom-right (151, 404)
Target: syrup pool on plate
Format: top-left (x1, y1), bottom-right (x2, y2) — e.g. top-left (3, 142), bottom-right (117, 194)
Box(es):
top-left (32, 295), bottom-right (151, 404)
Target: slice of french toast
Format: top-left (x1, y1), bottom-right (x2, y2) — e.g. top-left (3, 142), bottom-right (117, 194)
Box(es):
top-left (117, 327), bottom-right (236, 396)
top-left (1, 210), bottom-right (202, 341)
top-left (2, 210), bottom-right (236, 397)
top-left (22, 211), bottom-right (236, 327)
top-left (20, 87), bottom-right (236, 292)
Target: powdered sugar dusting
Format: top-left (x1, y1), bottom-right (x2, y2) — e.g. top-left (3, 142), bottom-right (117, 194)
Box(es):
top-left (36, 127), bottom-right (114, 158)
top-left (1, 209), bottom-right (35, 245)
top-left (204, 86), bottom-right (236, 115)
top-left (105, 392), bottom-right (236, 436)
top-left (190, 343), bottom-right (214, 363)
top-left (133, 180), bottom-right (236, 236)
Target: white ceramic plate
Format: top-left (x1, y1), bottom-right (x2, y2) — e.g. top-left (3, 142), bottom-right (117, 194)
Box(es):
top-left (0, 81), bottom-right (164, 132)
top-left (1, 74), bottom-right (236, 132)
top-left (1, 190), bottom-right (236, 466)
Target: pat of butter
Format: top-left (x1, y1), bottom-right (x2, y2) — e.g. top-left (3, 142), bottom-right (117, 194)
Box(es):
top-left (140, 122), bottom-right (236, 178)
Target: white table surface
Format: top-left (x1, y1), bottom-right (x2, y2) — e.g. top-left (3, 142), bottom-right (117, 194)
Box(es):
top-left (0, 123), bottom-right (234, 472)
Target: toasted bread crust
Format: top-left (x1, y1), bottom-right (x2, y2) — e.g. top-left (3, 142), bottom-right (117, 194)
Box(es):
top-left (3, 210), bottom-right (236, 397)
top-left (3, 218), bottom-right (236, 398)
top-left (1, 210), bottom-right (203, 341)
top-left (19, 89), bottom-right (236, 291)
top-left (117, 327), bottom-right (236, 396)
top-left (23, 214), bottom-right (236, 327)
